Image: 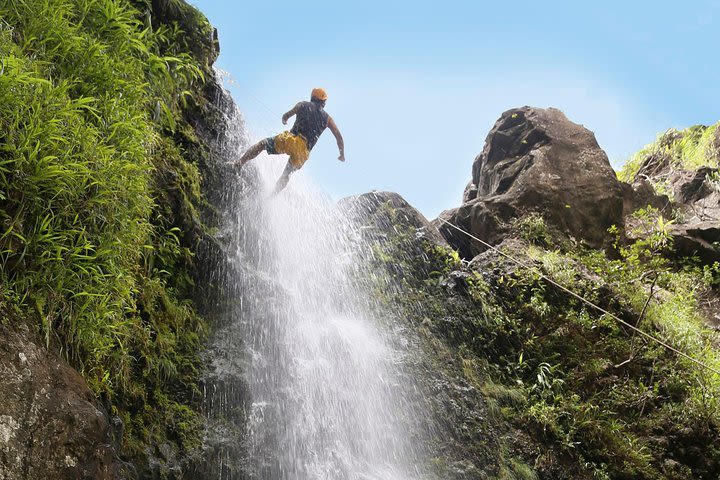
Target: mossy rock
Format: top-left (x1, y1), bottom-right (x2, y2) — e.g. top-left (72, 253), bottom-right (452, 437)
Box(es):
top-left (148, 0), bottom-right (219, 67)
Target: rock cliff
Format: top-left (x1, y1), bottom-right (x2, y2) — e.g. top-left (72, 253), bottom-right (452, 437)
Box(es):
top-left (621, 124), bottom-right (720, 264)
top-left (438, 107), bottom-right (624, 258)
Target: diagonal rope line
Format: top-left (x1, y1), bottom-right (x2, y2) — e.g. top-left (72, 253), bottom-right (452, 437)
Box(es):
top-left (242, 89), bottom-right (282, 136)
top-left (438, 218), bottom-right (720, 377)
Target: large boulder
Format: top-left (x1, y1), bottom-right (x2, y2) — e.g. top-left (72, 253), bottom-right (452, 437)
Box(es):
top-left (438, 107), bottom-right (624, 258)
top-left (0, 324), bottom-right (121, 480)
top-left (340, 191), bottom-right (448, 248)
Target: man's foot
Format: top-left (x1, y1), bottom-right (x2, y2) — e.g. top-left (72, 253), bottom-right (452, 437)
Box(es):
top-left (228, 159), bottom-right (245, 175)
top-left (234, 140), bottom-right (267, 169)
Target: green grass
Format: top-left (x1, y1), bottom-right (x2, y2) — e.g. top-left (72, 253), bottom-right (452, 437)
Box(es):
top-left (0, 0), bottom-right (213, 466)
top-left (619, 123), bottom-right (720, 182)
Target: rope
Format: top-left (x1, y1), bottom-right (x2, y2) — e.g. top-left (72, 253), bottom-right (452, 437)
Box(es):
top-left (221, 74), bottom-right (283, 136)
top-left (438, 218), bottom-right (720, 377)
top-left (241, 89), bottom-right (282, 136)
top-left (245, 88), bottom-right (282, 120)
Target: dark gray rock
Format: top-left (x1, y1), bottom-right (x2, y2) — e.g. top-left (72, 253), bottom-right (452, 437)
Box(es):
top-left (670, 222), bottom-right (720, 265)
top-left (340, 191), bottom-right (449, 248)
top-left (0, 324), bottom-right (120, 480)
top-left (621, 178), bottom-right (670, 218)
top-left (434, 199), bottom-right (509, 260)
top-left (462, 181), bottom-right (478, 203)
top-left (663, 167), bottom-right (720, 263)
top-left (672, 167), bottom-right (718, 205)
top-left (668, 167), bottom-right (720, 223)
top-left (628, 153), bottom-right (720, 264)
top-left (439, 107), bottom-right (624, 258)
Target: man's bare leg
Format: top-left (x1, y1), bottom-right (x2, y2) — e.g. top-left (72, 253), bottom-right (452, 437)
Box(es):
top-left (273, 162), bottom-right (297, 194)
top-left (235, 140), bottom-right (267, 166)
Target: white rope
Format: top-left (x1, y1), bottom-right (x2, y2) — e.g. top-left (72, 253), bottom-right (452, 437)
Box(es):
top-left (438, 218), bottom-right (720, 377)
top-left (243, 88), bottom-right (282, 135)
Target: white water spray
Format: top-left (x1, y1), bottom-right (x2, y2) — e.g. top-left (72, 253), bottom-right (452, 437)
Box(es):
top-left (224, 154), bottom-right (426, 480)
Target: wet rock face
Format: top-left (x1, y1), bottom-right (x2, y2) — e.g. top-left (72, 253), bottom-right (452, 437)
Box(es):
top-left (441, 107), bottom-right (624, 258)
top-left (0, 1), bottom-right (233, 477)
top-left (0, 324), bottom-right (121, 480)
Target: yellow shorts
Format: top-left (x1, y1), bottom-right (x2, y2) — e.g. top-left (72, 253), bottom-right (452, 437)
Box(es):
top-left (266, 131), bottom-right (310, 168)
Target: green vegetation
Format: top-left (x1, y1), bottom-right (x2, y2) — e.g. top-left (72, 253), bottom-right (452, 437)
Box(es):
top-left (0, 0), bottom-right (215, 468)
top-left (619, 123), bottom-right (720, 182)
top-left (515, 212), bottom-right (553, 248)
top-left (368, 202), bottom-right (720, 479)
top-left (511, 215), bottom-right (720, 479)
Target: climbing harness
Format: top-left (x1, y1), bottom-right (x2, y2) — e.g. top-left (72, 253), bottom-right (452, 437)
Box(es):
top-left (438, 218), bottom-right (720, 377)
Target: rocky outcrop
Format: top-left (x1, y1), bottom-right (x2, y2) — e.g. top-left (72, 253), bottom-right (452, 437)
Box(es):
top-left (671, 222), bottom-right (720, 264)
top-left (665, 167), bottom-right (720, 263)
top-left (340, 191), bottom-right (448, 248)
top-left (0, 324), bottom-right (121, 480)
top-left (351, 193), bottom-right (618, 480)
top-left (356, 173), bottom-right (720, 479)
top-left (621, 178), bottom-right (670, 218)
top-left (626, 146), bottom-right (720, 264)
top-left (438, 107), bottom-right (624, 258)
top-left (343, 192), bottom-right (509, 479)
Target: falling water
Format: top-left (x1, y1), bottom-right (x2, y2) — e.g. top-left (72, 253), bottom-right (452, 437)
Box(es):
top-left (228, 155), bottom-right (425, 479)
top-left (199, 75), bottom-right (427, 478)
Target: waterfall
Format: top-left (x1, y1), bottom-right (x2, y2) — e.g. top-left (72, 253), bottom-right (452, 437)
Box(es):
top-left (199, 77), bottom-right (427, 478)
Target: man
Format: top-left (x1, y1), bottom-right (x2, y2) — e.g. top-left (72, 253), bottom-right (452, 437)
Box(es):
top-left (235, 88), bottom-right (345, 193)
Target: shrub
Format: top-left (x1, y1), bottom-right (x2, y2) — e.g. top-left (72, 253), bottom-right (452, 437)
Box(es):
top-left (0, 0), bottom-right (210, 463)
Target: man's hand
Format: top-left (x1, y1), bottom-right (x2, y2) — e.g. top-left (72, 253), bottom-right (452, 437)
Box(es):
top-left (327, 116), bottom-right (345, 163)
top-left (282, 103), bottom-right (302, 126)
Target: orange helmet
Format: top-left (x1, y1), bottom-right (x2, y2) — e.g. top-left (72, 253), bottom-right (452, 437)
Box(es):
top-left (311, 87), bottom-right (328, 102)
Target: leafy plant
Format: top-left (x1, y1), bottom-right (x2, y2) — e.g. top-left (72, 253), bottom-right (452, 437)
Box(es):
top-left (0, 0), bottom-right (214, 466)
top-left (619, 123), bottom-right (720, 182)
top-left (515, 212), bottom-right (552, 247)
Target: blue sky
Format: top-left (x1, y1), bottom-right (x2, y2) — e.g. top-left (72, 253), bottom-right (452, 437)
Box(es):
top-left (192, 0), bottom-right (720, 218)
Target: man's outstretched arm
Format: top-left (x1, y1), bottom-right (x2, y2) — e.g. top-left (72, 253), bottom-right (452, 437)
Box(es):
top-left (327, 116), bottom-right (345, 161)
top-left (282, 103), bottom-right (302, 125)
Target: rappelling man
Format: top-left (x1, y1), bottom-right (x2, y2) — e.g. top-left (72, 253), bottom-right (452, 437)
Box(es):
top-left (235, 88), bottom-right (345, 193)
